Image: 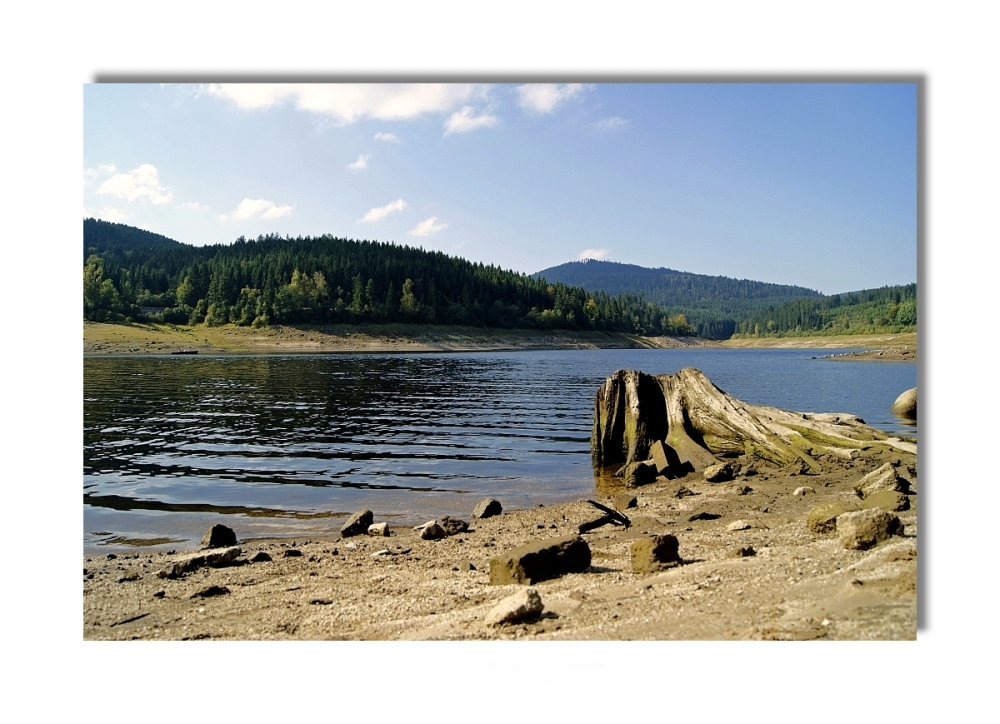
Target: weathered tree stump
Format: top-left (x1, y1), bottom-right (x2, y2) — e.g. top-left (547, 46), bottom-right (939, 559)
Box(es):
top-left (591, 367), bottom-right (912, 477)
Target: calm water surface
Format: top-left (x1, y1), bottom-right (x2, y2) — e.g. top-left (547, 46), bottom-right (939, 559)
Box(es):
top-left (84, 349), bottom-right (916, 551)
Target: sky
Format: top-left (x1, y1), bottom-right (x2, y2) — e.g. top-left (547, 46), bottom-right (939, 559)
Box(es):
top-left (84, 82), bottom-right (917, 295)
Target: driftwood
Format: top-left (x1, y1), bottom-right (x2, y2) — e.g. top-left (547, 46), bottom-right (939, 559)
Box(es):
top-left (591, 367), bottom-right (916, 477)
top-left (577, 499), bottom-right (632, 534)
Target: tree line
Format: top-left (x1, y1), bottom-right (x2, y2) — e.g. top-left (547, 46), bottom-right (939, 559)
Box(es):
top-left (83, 219), bottom-right (698, 336)
top-left (731, 283), bottom-right (917, 337)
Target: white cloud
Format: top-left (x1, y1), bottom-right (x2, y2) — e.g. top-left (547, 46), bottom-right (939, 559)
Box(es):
top-left (98, 163), bottom-right (117, 174)
top-left (516, 84), bottom-right (587, 114)
top-left (358, 198), bottom-right (407, 223)
top-left (178, 202), bottom-right (206, 211)
top-left (595, 116), bottom-right (629, 131)
top-left (346, 154), bottom-right (370, 171)
top-left (374, 132), bottom-right (400, 142)
top-left (579, 248), bottom-right (611, 260)
top-left (84, 206), bottom-right (127, 223)
top-left (408, 217), bottom-right (448, 237)
top-left (221, 198), bottom-right (293, 221)
top-left (206, 83), bottom-right (487, 124)
top-left (97, 164), bottom-right (171, 205)
top-left (444, 106), bottom-right (498, 135)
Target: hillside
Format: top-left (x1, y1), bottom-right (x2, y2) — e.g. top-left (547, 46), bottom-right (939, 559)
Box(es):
top-left (533, 260), bottom-right (822, 338)
top-left (82, 220), bottom-right (696, 336)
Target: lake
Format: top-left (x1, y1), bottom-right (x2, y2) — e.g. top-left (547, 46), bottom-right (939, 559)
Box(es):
top-left (84, 349), bottom-right (917, 552)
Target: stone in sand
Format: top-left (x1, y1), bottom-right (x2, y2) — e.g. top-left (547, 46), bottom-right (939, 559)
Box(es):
top-left (891, 388), bottom-right (917, 420)
top-left (438, 516), bottom-right (469, 536)
top-left (201, 524), bottom-right (237, 549)
top-left (630, 534), bottom-right (680, 574)
top-left (669, 484), bottom-right (697, 498)
top-left (485, 587), bottom-right (544, 626)
top-left (861, 490), bottom-right (911, 513)
top-left (727, 520), bottom-right (751, 531)
top-left (807, 500), bottom-right (861, 535)
top-left (416, 521), bottom-right (446, 540)
top-left (341, 509), bottom-right (374, 538)
top-left (368, 522), bottom-right (390, 537)
top-left (190, 585), bottom-right (230, 599)
top-left (855, 463), bottom-right (910, 498)
top-left (612, 493), bottom-right (638, 511)
top-left (837, 509), bottom-right (902, 550)
top-left (472, 498), bottom-right (503, 519)
top-left (250, 551), bottom-right (272, 563)
top-left (489, 535), bottom-right (591, 585)
top-left (624, 460), bottom-right (658, 487)
top-left (157, 546), bottom-right (242, 579)
top-left (703, 462), bottom-right (734, 483)
top-left (793, 486), bottom-right (816, 496)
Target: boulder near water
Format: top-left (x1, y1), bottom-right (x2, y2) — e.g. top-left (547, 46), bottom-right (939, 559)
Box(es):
top-left (201, 524), bottom-right (237, 549)
top-left (472, 498), bottom-right (503, 519)
top-left (340, 509), bottom-right (374, 538)
top-left (891, 388), bottom-right (917, 420)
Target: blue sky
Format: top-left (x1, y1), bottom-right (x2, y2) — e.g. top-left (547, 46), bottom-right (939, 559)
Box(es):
top-left (84, 82), bottom-right (916, 294)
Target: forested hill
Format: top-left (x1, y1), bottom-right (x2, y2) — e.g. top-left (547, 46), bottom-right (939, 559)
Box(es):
top-left (82, 219), bottom-right (698, 336)
top-left (731, 283), bottom-right (917, 337)
top-left (533, 260), bottom-right (823, 339)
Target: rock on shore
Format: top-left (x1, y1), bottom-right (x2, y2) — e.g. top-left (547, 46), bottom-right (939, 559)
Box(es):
top-left (489, 535), bottom-right (592, 585)
top-left (891, 388), bottom-right (917, 420)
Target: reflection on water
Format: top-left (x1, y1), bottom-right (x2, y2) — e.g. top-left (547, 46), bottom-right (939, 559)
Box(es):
top-left (84, 349), bottom-right (916, 550)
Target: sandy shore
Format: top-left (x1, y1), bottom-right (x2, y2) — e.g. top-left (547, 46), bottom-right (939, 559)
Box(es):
top-left (83, 440), bottom-right (917, 641)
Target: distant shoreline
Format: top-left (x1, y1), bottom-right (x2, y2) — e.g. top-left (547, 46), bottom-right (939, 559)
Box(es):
top-left (83, 321), bottom-right (916, 357)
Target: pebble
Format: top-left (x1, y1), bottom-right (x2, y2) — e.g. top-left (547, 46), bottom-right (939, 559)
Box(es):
top-left (793, 487), bottom-right (816, 496)
top-left (727, 520), bottom-right (751, 531)
top-left (368, 522), bottom-right (390, 537)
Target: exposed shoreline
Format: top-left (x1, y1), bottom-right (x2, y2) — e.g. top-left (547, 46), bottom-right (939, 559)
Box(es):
top-left (83, 440), bottom-right (917, 641)
top-left (84, 321), bottom-right (917, 356)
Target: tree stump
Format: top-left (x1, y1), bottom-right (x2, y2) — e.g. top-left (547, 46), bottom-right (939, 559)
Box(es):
top-left (591, 367), bottom-right (908, 477)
